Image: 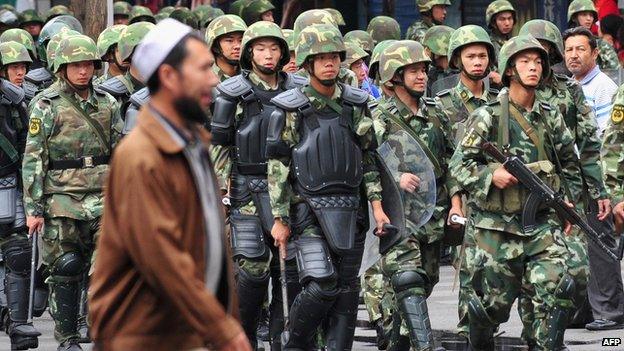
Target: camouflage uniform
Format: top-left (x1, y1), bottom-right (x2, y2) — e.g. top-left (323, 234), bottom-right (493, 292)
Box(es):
top-left (449, 36), bottom-right (582, 350)
top-left (486, 0), bottom-right (516, 55)
top-left (603, 85), bottom-right (624, 203)
top-left (405, 0), bottom-right (450, 42)
top-left (567, 0), bottom-right (620, 70)
top-left (367, 16), bottom-right (401, 45)
top-left (423, 25), bottom-right (456, 97)
top-left (205, 15), bottom-right (247, 82)
top-left (266, 23), bottom-right (382, 351)
top-left (21, 35), bottom-right (122, 348)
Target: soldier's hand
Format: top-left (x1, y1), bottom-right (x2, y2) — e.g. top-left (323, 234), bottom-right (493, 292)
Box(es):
top-left (26, 216), bottom-right (44, 236)
top-left (613, 201), bottom-right (624, 235)
top-left (489, 71), bottom-right (502, 85)
top-left (492, 167), bottom-right (518, 189)
top-left (271, 218), bottom-right (290, 249)
top-left (371, 200), bottom-right (390, 234)
top-left (399, 173), bottom-right (421, 193)
top-left (219, 330), bottom-right (252, 351)
top-left (597, 198), bottom-right (612, 221)
top-left (447, 206), bottom-right (464, 227)
top-left (563, 201), bottom-right (574, 235)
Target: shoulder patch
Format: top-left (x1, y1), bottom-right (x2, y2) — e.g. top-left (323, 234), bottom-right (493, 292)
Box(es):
top-left (28, 117), bottom-right (41, 136)
top-left (271, 88), bottom-right (310, 111)
top-left (611, 105), bottom-right (624, 124)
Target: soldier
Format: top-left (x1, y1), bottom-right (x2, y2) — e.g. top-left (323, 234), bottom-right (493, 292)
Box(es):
top-left (230, 0), bottom-right (253, 17)
top-left (205, 14), bottom-right (247, 82)
top-left (432, 24), bottom-right (499, 339)
top-left (210, 21), bottom-right (306, 350)
top-left (18, 9), bottom-right (43, 42)
top-left (605, 88), bottom-right (624, 236)
top-left (368, 39), bottom-right (397, 99)
top-left (0, 40), bottom-right (41, 351)
top-left (449, 35), bottom-right (582, 350)
top-left (93, 25), bottom-right (127, 86)
top-left (422, 25), bottom-right (455, 97)
top-left (128, 6), bottom-right (155, 25)
top-left (242, 0), bottom-right (275, 25)
top-left (485, 0), bottom-right (516, 56)
top-left (194, 5), bottom-right (225, 29)
top-left (567, 0), bottom-right (620, 70)
top-left (367, 16), bottom-right (401, 45)
top-left (406, 0), bottom-right (450, 43)
top-left (344, 30), bottom-right (374, 56)
top-left (281, 29), bottom-right (297, 73)
top-left (44, 5), bottom-right (71, 24)
top-left (97, 22), bottom-right (154, 113)
top-left (0, 28), bottom-right (42, 69)
top-left (22, 35), bottom-right (122, 351)
top-left (265, 23), bottom-right (389, 350)
top-left (112, 1), bottom-right (131, 25)
top-left (0, 9), bottom-right (19, 35)
top-left (374, 39), bottom-right (454, 350)
top-left (344, 42), bottom-right (376, 97)
top-left (293, 10), bottom-right (359, 87)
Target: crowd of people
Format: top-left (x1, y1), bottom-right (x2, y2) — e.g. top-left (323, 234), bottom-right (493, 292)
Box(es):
top-left (0, 0), bottom-right (621, 350)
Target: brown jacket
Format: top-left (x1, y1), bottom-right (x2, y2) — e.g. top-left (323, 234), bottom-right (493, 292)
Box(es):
top-left (89, 106), bottom-right (241, 351)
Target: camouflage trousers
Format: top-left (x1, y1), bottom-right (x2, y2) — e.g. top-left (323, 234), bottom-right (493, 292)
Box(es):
top-left (43, 216), bottom-right (98, 343)
top-left (456, 223), bottom-right (478, 337)
top-left (468, 224), bottom-right (573, 350)
top-left (361, 261), bottom-right (394, 343)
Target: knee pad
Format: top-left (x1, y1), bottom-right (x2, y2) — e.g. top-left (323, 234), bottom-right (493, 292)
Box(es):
top-left (305, 280), bottom-right (339, 301)
top-left (230, 213), bottom-right (268, 260)
top-left (50, 252), bottom-right (84, 279)
top-left (467, 292), bottom-right (496, 327)
top-left (390, 271), bottom-right (426, 294)
top-left (238, 267), bottom-right (270, 288)
top-left (1, 239), bottom-right (31, 275)
top-left (554, 274), bottom-right (575, 302)
top-left (295, 236), bottom-right (336, 284)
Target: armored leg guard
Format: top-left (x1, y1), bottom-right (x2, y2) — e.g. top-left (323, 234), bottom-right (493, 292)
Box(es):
top-left (0, 260), bottom-right (8, 332)
top-left (544, 275), bottom-right (575, 351)
top-left (390, 271), bottom-right (433, 351)
top-left (283, 280), bottom-right (338, 350)
top-left (467, 293), bottom-right (496, 351)
top-left (3, 239), bottom-right (40, 349)
top-left (49, 252), bottom-right (84, 343)
top-left (324, 287), bottom-right (360, 351)
top-left (76, 276), bottom-right (90, 344)
top-left (237, 269), bottom-right (270, 349)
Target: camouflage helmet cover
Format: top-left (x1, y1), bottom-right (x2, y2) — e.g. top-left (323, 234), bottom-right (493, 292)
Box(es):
top-left (96, 24), bottom-right (126, 59)
top-left (129, 5), bottom-right (155, 24)
top-left (53, 34), bottom-right (101, 73)
top-left (240, 21), bottom-right (289, 70)
top-left (229, 0), bottom-right (252, 17)
top-left (282, 29), bottom-right (295, 51)
top-left (47, 28), bottom-right (80, 71)
top-left (293, 9), bottom-right (337, 43)
top-left (158, 6), bottom-right (176, 16)
top-left (194, 5), bottom-right (224, 27)
top-left (497, 35), bottom-right (550, 86)
top-left (170, 8), bottom-right (199, 29)
top-left (46, 15), bottom-right (83, 34)
top-left (379, 40), bottom-right (430, 83)
top-left (417, 0), bottom-right (451, 13)
top-left (485, 0), bottom-right (516, 25)
top-left (423, 25), bottom-right (454, 56)
top-left (19, 9), bottom-right (43, 25)
top-left (0, 9), bottom-right (18, 26)
top-left (113, 1), bottom-right (132, 16)
top-left (344, 30), bottom-right (374, 53)
top-left (242, 0), bottom-right (275, 24)
top-left (519, 19), bottom-right (564, 64)
top-left (45, 5), bottom-right (71, 22)
top-left (344, 41), bottom-right (369, 67)
top-left (205, 14), bottom-right (248, 49)
top-left (567, 0), bottom-right (597, 22)
top-left (447, 24), bottom-right (496, 70)
top-left (366, 16), bottom-right (401, 44)
top-left (0, 41), bottom-right (32, 66)
top-left (323, 8), bottom-right (345, 26)
top-left (368, 39), bottom-right (396, 79)
top-left (295, 23), bottom-right (345, 67)
top-left (0, 28), bottom-right (36, 59)
top-left (117, 22), bottom-right (155, 62)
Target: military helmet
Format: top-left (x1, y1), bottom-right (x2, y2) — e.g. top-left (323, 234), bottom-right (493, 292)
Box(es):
top-left (46, 15), bottom-right (83, 34)
top-left (417, 0), bottom-right (451, 13)
top-left (323, 8), bottom-right (345, 26)
top-left (96, 24), bottom-right (126, 59)
top-left (242, 0), bottom-right (275, 25)
top-left (295, 23), bottom-right (345, 67)
top-left (485, 0), bottom-right (516, 26)
top-left (0, 29), bottom-right (36, 59)
top-left (113, 1), bottom-right (132, 17)
top-left (369, 39), bottom-right (396, 80)
top-left (423, 25), bottom-right (454, 56)
top-left (367, 16), bottom-right (401, 44)
top-left (47, 29), bottom-right (80, 71)
top-left (117, 21), bottom-right (155, 62)
top-left (129, 5), bottom-right (155, 24)
top-left (447, 25), bottom-right (496, 70)
top-left (205, 14), bottom-right (247, 49)
top-left (53, 34), bottom-right (101, 73)
top-left (37, 19), bottom-right (80, 63)
top-left (19, 9), bottom-right (43, 26)
top-left (240, 21), bottom-right (289, 70)
top-left (567, 0), bottom-right (597, 22)
top-left (158, 6), bottom-right (176, 17)
top-left (498, 35), bottom-right (550, 86)
top-left (0, 5), bottom-right (14, 12)
top-left (282, 29), bottom-right (295, 51)
top-left (229, 0), bottom-right (252, 17)
top-left (344, 30), bottom-right (374, 53)
top-left (45, 5), bottom-right (71, 23)
top-left (379, 40), bottom-right (430, 84)
top-left (344, 42), bottom-right (369, 67)
top-left (0, 41), bottom-right (32, 67)
top-left (170, 8), bottom-right (199, 29)
top-left (519, 19), bottom-right (564, 64)
top-left (194, 5), bottom-right (224, 28)
top-left (0, 9), bottom-right (18, 26)
top-left (293, 9), bottom-right (337, 43)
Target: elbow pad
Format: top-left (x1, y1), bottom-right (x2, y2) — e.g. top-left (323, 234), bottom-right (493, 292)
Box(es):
top-left (265, 108), bottom-right (290, 158)
top-left (210, 92), bottom-right (237, 146)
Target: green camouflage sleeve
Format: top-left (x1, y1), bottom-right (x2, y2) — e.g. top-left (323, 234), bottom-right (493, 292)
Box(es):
top-left (22, 99), bottom-right (52, 216)
top-left (355, 105), bottom-right (382, 201)
top-left (597, 39), bottom-right (620, 70)
top-left (267, 110), bottom-right (297, 219)
top-left (109, 96), bottom-right (124, 148)
top-left (548, 109), bottom-right (584, 199)
top-left (210, 144), bottom-right (232, 192)
top-left (602, 88), bottom-right (624, 203)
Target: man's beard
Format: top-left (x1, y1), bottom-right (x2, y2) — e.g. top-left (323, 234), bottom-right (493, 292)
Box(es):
top-left (174, 96), bottom-right (207, 124)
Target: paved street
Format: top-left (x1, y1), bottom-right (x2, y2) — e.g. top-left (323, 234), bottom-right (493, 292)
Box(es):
top-left (3, 264), bottom-right (623, 351)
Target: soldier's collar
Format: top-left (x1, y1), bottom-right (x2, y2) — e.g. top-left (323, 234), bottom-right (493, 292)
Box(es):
top-left (457, 79), bottom-right (488, 103)
top-left (247, 69), bottom-right (281, 90)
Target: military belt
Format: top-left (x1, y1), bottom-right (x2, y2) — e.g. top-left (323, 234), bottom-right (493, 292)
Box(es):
top-left (235, 162), bottom-right (267, 175)
top-left (49, 155), bottom-right (109, 170)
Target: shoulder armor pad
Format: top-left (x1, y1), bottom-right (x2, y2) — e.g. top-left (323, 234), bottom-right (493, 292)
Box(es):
top-left (41, 85), bottom-right (60, 99)
top-left (285, 73), bottom-right (309, 89)
top-left (0, 80), bottom-right (24, 105)
top-left (129, 87), bottom-right (150, 108)
top-left (488, 87), bottom-right (500, 95)
top-left (435, 89), bottom-right (452, 97)
top-left (216, 74), bottom-right (253, 99)
top-left (341, 84), bottom-right (369, 106)
top-left (270, 88), bottom-right (310, 111)
top-left (25, 68), bottom-right (53, 84)
top-left (422, 97), bottom-right (436, 106)
top-left (23, 81), bottom-right (37, 101)
top-left (97, 77), bottom-right (130, 97)
top-left (539, 102), bottom-right (552, 111)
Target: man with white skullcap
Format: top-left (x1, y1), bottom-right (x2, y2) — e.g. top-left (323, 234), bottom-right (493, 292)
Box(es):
top-left (89, 19), bottom-right (251, 351)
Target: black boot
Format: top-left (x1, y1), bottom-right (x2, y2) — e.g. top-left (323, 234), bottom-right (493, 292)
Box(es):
top-left (467, 294), bottom-right (495, 351)
top-left (57, 340), bottom-right (83, 351)
top-left (325, 288), bottom-right (360, 351)
top-left (6, 272), bottom-right (40, 350)
top-left (237, 269), bottom-right (270, 350)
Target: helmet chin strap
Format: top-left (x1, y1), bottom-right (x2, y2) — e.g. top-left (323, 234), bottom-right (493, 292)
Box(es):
top-left (306, 59), bottom-right (337, 86)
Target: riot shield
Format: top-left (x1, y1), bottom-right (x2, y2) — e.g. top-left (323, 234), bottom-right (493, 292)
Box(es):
top-left (359, 129), bottom-right (436, 276)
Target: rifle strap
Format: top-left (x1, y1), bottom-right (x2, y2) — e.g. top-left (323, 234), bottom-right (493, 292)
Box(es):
top-left (508, 103), bottom-right (547, 161)
top-left (498, 90), bottom-right (510, 152)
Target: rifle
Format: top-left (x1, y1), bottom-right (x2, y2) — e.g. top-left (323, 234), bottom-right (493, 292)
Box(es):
top-left (482, 142), bottom-right (624, 261)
